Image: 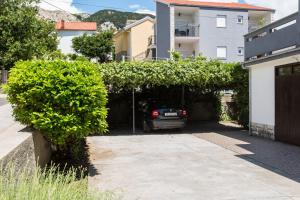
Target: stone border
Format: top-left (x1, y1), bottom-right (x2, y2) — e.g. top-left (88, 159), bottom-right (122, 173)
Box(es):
top-left (0, 130), bottom-right (52, 172)
top-left (251, 122), bottom-right (275, 140)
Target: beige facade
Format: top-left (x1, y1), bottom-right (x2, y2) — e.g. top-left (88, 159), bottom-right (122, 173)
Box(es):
top-left (114, 31), bottom-right (129, 60)
top-left (114, 17), bottom-right (155, 61)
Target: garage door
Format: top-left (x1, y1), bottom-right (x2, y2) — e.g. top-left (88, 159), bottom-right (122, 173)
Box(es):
top-left (275, 64), bottom-right (300, 146)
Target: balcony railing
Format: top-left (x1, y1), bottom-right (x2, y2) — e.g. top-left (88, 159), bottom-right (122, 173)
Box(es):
top-left (176, 50), bottom-right (196, 58)
top-left (245, 12), bottom-right (300, 61)
top-left (148, 35), bottom-right (156, 47)
top-left (175, 25), bottom-right (200, 37)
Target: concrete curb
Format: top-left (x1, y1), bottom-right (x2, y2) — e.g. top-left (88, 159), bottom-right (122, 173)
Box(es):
top-left (0, 94), bottom-right (7, 98)
top-left (0, 104), bottom-right (52, 171)
top-left (0, 128), bottom-right (52, 171)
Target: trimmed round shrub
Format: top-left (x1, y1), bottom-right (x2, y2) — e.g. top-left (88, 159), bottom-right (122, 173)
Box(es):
top-left (5, 60), bottom-right (108, 146)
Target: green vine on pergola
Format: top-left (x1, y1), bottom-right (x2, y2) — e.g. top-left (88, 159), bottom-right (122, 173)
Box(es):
top-left (97, 57), bottom-right (240, 92)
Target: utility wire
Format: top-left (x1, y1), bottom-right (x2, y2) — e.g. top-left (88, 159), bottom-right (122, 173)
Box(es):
top-left (42, 0), bottom-right (72, 13)
top-left (42, 0), bottom-right (134, 13)
top-left (61, 1), bottom-right (129, 12)
top-left (46, 0), bottom-right (256, 21)
top-left (42, 0), bottom-right (256, 21)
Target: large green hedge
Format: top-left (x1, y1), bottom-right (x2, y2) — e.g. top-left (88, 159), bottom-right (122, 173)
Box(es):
top-left (97, 57), bottom-right (239, 92)
top-left (5, 60), bottom-right (108, 146)
top-left (231, 64), bottom-right (249, 128)
top-left (5, 57), bottom-right (248, 144)
top-left (97, 57), bottom-right (248, 127)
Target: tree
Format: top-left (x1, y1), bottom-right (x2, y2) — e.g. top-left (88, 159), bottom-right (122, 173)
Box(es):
top-left (0, 0), bottom-right (58, 70)
top-left (72, 31), bottom-right (114, 63)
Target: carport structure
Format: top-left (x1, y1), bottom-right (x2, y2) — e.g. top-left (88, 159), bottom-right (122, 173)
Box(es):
top-left (97, 58), bottom-right (239, 132)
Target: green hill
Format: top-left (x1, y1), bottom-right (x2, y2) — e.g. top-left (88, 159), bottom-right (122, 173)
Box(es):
top-left (85, 9), bottom-right (155, 29)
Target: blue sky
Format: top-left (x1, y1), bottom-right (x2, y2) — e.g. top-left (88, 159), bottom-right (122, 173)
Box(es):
top-left (72, 0), bottom-right (156, 14)
top-left (39, 0), bottom-right (298, 19)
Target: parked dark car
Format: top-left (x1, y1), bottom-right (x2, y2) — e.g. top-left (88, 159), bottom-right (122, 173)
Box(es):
top-left (141, 99), bottom-right (187, 132)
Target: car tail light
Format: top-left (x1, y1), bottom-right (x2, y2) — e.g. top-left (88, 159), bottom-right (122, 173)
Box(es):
top-left (181, 110), bottom-right (187, 117)
top-left (151, 110), bottom-right (159, 119)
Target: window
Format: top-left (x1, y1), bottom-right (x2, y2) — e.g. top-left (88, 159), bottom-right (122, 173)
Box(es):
top-left (276, 64), bottom-right (300, 76)
top-left (294, 65), bottom-right (300, 74)
top-left (217, 47), bottom-right (227, 59)
top-left (238, 47), bottom-right (244, 56)
top-left (237, 16), bottom-right (243, 24)
top-left (277, 67), bottom-right (292, 76)
top-left (216, 15), bottom-right (226, 28)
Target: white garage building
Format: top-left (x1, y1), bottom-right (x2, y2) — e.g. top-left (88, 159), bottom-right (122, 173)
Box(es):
top-left (244, 9), bottom-right (300, 146)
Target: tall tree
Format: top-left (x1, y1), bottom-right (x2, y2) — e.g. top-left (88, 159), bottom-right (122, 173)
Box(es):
top-left (0, 0), bottom-right (58, 69)
top-left (72, 31), bottom-right (114, 63)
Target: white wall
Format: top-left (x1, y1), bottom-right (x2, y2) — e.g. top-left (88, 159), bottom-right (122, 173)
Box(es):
top-left (198, 8), bottom-right (248, 62)
top-left (57, 30), bottom-right (95, 54)
top-left (250, 64), bottom-right (275, 126)
top-left (175, 13), bottom-right (194, 27)
top-left (250, 54), bottom-right (300, 126)
top-left (175, 42), bottom-right (196, 58)
top-left (170, 6), bottom-right (175, 51)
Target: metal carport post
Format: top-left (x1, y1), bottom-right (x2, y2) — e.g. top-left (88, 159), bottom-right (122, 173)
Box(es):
top-left (132, 88), bottom-right (136, 134)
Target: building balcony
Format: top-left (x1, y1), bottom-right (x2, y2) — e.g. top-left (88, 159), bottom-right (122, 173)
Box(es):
top-left (244, 12), bottom-right (300, 63)
top-left (175, 24), bottom-right (200, 38)
top-left (148, 35), bottom-right (156, 48)
top-left (176, 50), bottom-right (196, 58)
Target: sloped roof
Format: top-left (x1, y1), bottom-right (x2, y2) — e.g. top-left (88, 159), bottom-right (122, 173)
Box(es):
top-left (124, 16), bottom-right (155, 31)
top-left (55, 21), bottom-right (97, 31)
top-left (157, 0), bottom-right (275, 12)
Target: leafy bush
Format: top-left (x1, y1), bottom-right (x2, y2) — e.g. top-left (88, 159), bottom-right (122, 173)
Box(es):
top-left (0, 165), bottom-right (117, 200)
top-left (231, 65), bottom-right (249, 128)
top-left (5, 60), bottom-right (108, 146)
top-left (98, 57), bottom-right (237, 92)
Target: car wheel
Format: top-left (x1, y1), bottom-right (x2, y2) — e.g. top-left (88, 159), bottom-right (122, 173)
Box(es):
top-left (143, 121), bottom-right (151, 133)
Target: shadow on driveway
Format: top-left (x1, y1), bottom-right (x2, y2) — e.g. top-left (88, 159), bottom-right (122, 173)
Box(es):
top-left (190, 122), bottom-right (300, 184)
top-left (106, 122), bottom-right (300, 184)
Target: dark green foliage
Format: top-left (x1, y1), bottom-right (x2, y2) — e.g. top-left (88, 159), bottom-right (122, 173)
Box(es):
top-left (72, 32), bottom-right (114, 63)
top-left (231, 65), bottom-right (249, 128)
top-left (5, 60), bottom-right (108, 146)
top-left (0, 0), bottom-right (58, 70)
top-left (85, 9), bottom-right (154, 29)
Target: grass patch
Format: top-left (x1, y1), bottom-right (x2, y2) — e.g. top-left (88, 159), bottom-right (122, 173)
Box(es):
top-left (0, 165), bottom-right (118, 200)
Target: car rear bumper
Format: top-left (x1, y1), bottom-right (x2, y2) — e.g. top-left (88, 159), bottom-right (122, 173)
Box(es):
top-left (150, 119), bottom-right (186, 130)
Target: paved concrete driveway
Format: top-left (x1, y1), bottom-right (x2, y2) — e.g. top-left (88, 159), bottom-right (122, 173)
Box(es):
top-left (88, 129), bottom-right (300, 200)
top-left (0, 94), bottom-right (7, 107)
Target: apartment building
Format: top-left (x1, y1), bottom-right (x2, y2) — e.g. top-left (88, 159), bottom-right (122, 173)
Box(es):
top-left (156, 0), bottom-right (274, 62)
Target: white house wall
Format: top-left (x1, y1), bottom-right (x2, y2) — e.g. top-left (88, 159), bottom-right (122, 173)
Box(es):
top-left (57, 30), bottom-right (95, 54)
top-left (170, 6), bottom-right (175, 52)
top-left (249, 53), bottom-right (300, 139)
top-left (198, 8), bottom-right (248, 62)
top-left (250, 63), bottom-right (275, 126)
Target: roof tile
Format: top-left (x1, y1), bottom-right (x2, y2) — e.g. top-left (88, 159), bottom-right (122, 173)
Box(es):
top-left (159, 0), bottom-right (274, 11)
top-left (55, 21), bottom-right (97, 31)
